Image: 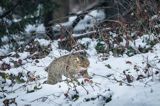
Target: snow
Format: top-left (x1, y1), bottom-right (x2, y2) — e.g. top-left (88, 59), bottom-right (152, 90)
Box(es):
top-left (1, 2), bottom-right (160, 105)
top-left (53, 9), bottom-right (105, 35)
top-left (25, 24), bottom-right (45, 33)
top-left (25, 25), bottom-right (37, 33)
top-left (36, 24), bottom-right (45, 33)
top-left (0, 48), bottom-right (9, 56)
top-left (74, 10), bottom-right (105, 32)
top-left (35, 39), bottom-right (50, 46)
top-left (108, 83), bottom-right (160, 106)
top-left (1, 34), bottom-right (160, 105)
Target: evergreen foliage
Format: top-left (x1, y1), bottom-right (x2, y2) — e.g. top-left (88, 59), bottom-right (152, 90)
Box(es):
top-left (0, 0), bottom-right (58, 37)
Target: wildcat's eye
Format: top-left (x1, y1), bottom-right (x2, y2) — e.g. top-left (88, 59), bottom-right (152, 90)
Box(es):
top-left (75, 58), bottom-right (80, 62)
top-left (80, 56), bottom-right (85, 60)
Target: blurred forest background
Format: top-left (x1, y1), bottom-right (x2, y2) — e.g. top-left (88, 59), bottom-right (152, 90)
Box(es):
top-left (0, 0), bottom-right (160, 55)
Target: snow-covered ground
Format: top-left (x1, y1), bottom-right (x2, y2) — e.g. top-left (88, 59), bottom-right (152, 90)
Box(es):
top-left (1, 37), bottom-right (160, 106)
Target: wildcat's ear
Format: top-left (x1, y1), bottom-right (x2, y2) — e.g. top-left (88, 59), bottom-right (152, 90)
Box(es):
top-left (79, 51), bottom-right (88, 57)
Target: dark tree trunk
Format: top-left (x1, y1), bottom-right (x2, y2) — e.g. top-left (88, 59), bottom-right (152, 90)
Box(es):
top-left (53, 0), bottom-right (69, 23)
top-left (44, 10), bottom-right (54, 40)
top-left (44, 0), bottom-right (69, 40)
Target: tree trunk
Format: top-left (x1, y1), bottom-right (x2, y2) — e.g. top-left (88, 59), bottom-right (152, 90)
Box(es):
top-left (53, 0), bottom-right (69, 23)
top-left (44, 0), bottom-right (69, 40)
top-left (44, 10), bottom-right (54, 40)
